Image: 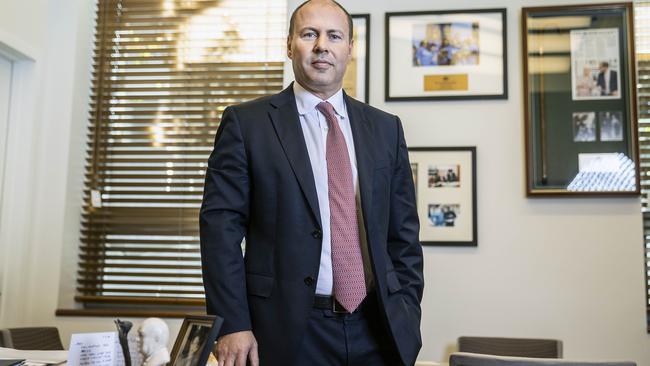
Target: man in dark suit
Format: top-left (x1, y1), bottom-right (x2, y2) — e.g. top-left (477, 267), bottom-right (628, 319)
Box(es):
top-left (596, 61), bottom-right (618, 96)
top-left (200, 1), bottom-right (424, 365)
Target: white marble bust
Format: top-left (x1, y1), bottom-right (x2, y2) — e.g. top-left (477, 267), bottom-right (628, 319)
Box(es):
top-left (138, 317), bottom-right (170, 366)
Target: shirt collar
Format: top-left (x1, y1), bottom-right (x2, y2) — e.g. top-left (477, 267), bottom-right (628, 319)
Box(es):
top-left (293, 81), bottom-right (346, 117)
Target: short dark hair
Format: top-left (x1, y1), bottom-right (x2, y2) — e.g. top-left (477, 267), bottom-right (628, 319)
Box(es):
top-left (288, 0), bottom-right (353, 41)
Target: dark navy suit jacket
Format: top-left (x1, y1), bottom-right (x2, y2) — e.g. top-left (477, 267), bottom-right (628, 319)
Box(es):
top-left (200, 84), bottom-right (424, 366)
top-left (597, 70), bottom-right (618, 95)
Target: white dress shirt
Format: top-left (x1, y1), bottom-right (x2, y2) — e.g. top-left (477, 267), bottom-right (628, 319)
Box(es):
top-left (293, 82), bottom-right (373, 296)
top-left (604, 69), bottom-right (611, 94)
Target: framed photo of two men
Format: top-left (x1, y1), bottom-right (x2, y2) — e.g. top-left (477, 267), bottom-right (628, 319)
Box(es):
top-left (385, 9), bottom-right (507, 101)
top-left (523, 3), bottom-right (640, 196)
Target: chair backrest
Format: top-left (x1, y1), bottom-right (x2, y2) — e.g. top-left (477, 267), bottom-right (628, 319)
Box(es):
top-left (0, 327), bottom-right (64, 350)
top-left (458, 336), bottom-right (563, 358)
top-left (449, 352), bottom-right (636, 366)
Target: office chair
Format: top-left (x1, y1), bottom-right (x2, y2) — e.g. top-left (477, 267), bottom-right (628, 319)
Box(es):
top-left (449, 352), bottom-right (636, 366)
top-left (458, 336), bottom-right (562, 358)
top-left (0, 327), bottom-right (64, 350)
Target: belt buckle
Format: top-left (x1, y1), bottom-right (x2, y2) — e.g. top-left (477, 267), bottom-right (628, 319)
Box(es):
top-left (332, 299), bottom-right (349, 314)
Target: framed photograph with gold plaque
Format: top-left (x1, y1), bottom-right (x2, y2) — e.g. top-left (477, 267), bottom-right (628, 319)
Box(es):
top-left (522, 3), bottom-right (639, 196)
top-left (343, 14), bottom-right (370, 103)
top-left (385, 9), bottom-right (507, 101)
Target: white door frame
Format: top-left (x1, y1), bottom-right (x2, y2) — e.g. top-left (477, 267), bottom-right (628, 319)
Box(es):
top-left (0, 56), bottom-right (11, 228)
top-left (0, 32), bottom-right (37, 325)
top-left (0, 56), bottom-right (12, 295)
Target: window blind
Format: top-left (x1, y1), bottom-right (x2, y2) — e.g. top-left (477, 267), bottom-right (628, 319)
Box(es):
top-left (76, 0), bottom-right (286, 311)
top-left (635, 0), bottom-right (650, 331)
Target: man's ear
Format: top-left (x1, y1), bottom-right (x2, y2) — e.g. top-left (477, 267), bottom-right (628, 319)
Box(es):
top-left (287, 36), bottom-right (293, 59)
top-left (347, 38), bottom-right (354, 62)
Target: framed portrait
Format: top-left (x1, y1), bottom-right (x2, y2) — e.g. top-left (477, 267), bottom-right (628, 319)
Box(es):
top-left (343, 14), bottom-right (370, 103)
top-left (169, 315), bottom-right (224, 366)
top-left (409, 147), bottom-right (477, 246)
top-left (522, 3), bottom-right (640, 196)
top-left (385, 9), bottom-right (507, 101)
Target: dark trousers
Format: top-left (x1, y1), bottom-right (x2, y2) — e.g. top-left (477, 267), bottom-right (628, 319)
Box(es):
top-left (293, 295), bottom-right (402, 366)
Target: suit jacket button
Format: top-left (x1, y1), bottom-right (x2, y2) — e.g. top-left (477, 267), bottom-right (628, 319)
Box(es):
top-left (304, 277), bottom-right (315, 286)
top-left (312, 230), bottom-right (322, 239)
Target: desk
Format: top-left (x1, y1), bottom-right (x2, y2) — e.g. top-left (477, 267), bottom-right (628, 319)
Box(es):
top-left (0, 347), bottom-right (67, 365)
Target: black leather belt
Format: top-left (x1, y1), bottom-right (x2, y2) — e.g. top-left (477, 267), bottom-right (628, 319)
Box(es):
top-left (314, 295), bottom-right (348, 313)
top-left (313, 294), bottom-right (373, 314)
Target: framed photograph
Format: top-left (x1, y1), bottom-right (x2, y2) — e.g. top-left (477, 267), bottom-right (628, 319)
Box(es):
top-left (385, 9), bottom-right (507, 101)
top-left (343, 14), bottom-right (370, 103)
top-left (169, 315), bottom-right (224, 366)
top-left (409, 147), bottom-right (477, 246)
top-left (522, 3), bottom-right (640, 196)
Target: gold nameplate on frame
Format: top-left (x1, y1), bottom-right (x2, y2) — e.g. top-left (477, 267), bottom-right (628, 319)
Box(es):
top-left (423, 74), bottom-right (469, 91)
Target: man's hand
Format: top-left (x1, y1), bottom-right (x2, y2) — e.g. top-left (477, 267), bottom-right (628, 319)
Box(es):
top-left (217, 330), bottom-right (259, 366)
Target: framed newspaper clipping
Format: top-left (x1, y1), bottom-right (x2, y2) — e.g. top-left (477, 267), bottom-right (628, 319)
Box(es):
top-left (522, 3), bottom-right (640, 196)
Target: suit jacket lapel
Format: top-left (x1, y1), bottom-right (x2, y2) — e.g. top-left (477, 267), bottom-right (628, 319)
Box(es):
top-left (268, 85), bottom-right (322, 228)
top-left (345, 93), bottom-right (375, 232)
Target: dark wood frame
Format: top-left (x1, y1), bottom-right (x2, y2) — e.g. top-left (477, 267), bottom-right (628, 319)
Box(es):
top-left (169, 315), bottom-right (224, 366)
top-left (522, 2), bottom-right (640, 196)
top-left (351, 14), bottom-right (370, 103)
top-left (409, 146), bottom-right (478, 246)
top-left (385, 8), bottom-right (508, 101)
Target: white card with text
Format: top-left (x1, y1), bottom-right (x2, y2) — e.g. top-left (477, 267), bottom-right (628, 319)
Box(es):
top-left (67, 332), bottom-right (123, 366)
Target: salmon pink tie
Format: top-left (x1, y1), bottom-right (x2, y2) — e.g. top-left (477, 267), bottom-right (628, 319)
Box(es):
top-left (316, 101), bottom-right (366, 312)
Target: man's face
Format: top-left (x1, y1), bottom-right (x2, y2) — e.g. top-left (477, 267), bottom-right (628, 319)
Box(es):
top-left (287, 1), bottom-right (353, 99)
top-left (139, 326), bottom-right (155, 356)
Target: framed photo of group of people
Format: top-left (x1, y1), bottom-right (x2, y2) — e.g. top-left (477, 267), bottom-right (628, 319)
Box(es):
top-left (409, 147), bottom-right (477, 246)
top-left (522, 3), bottom-right (639, 196)
top-left (385, 8), bottom-right (507, 101)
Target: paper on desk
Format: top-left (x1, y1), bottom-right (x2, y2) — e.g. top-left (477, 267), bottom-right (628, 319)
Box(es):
top-left (0, 347), bottom-right (67, 364)
top-left (415, 362), bottom-right (441, 366)
top-left (67, 332), bottom-right (123, 366)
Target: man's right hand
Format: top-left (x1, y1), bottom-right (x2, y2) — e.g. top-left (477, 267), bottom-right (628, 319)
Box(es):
top-left (216, 330), bottom-right (259, 366)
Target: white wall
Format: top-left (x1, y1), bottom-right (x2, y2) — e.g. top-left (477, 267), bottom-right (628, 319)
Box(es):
top-left (0, 0), bottom-right (48, 51)
top-left (0, 0), bottom-right (648, 364)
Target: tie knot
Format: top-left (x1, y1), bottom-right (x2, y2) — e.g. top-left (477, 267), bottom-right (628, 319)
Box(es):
top-left (316, 101), bottom-right (336, 120)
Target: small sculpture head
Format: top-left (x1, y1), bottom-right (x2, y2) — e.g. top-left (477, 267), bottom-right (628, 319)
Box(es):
top-left (138, 317), bottom-right (170, 357)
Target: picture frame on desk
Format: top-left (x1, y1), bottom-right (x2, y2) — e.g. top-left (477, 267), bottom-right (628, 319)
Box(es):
top-left (169, 315), bottom-right (223, 366)
top-left (522, 2), bottom-right (640, 196)
top-left (385, 9), bottom-right (507, 101)
top-left (409, 147), bottom-right (477, 246)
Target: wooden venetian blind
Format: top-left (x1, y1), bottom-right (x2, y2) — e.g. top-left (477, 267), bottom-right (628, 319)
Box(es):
top-left (635, 0), bottom-right (650, 331)
top-left (78, 0), bottom-right (286, 310)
